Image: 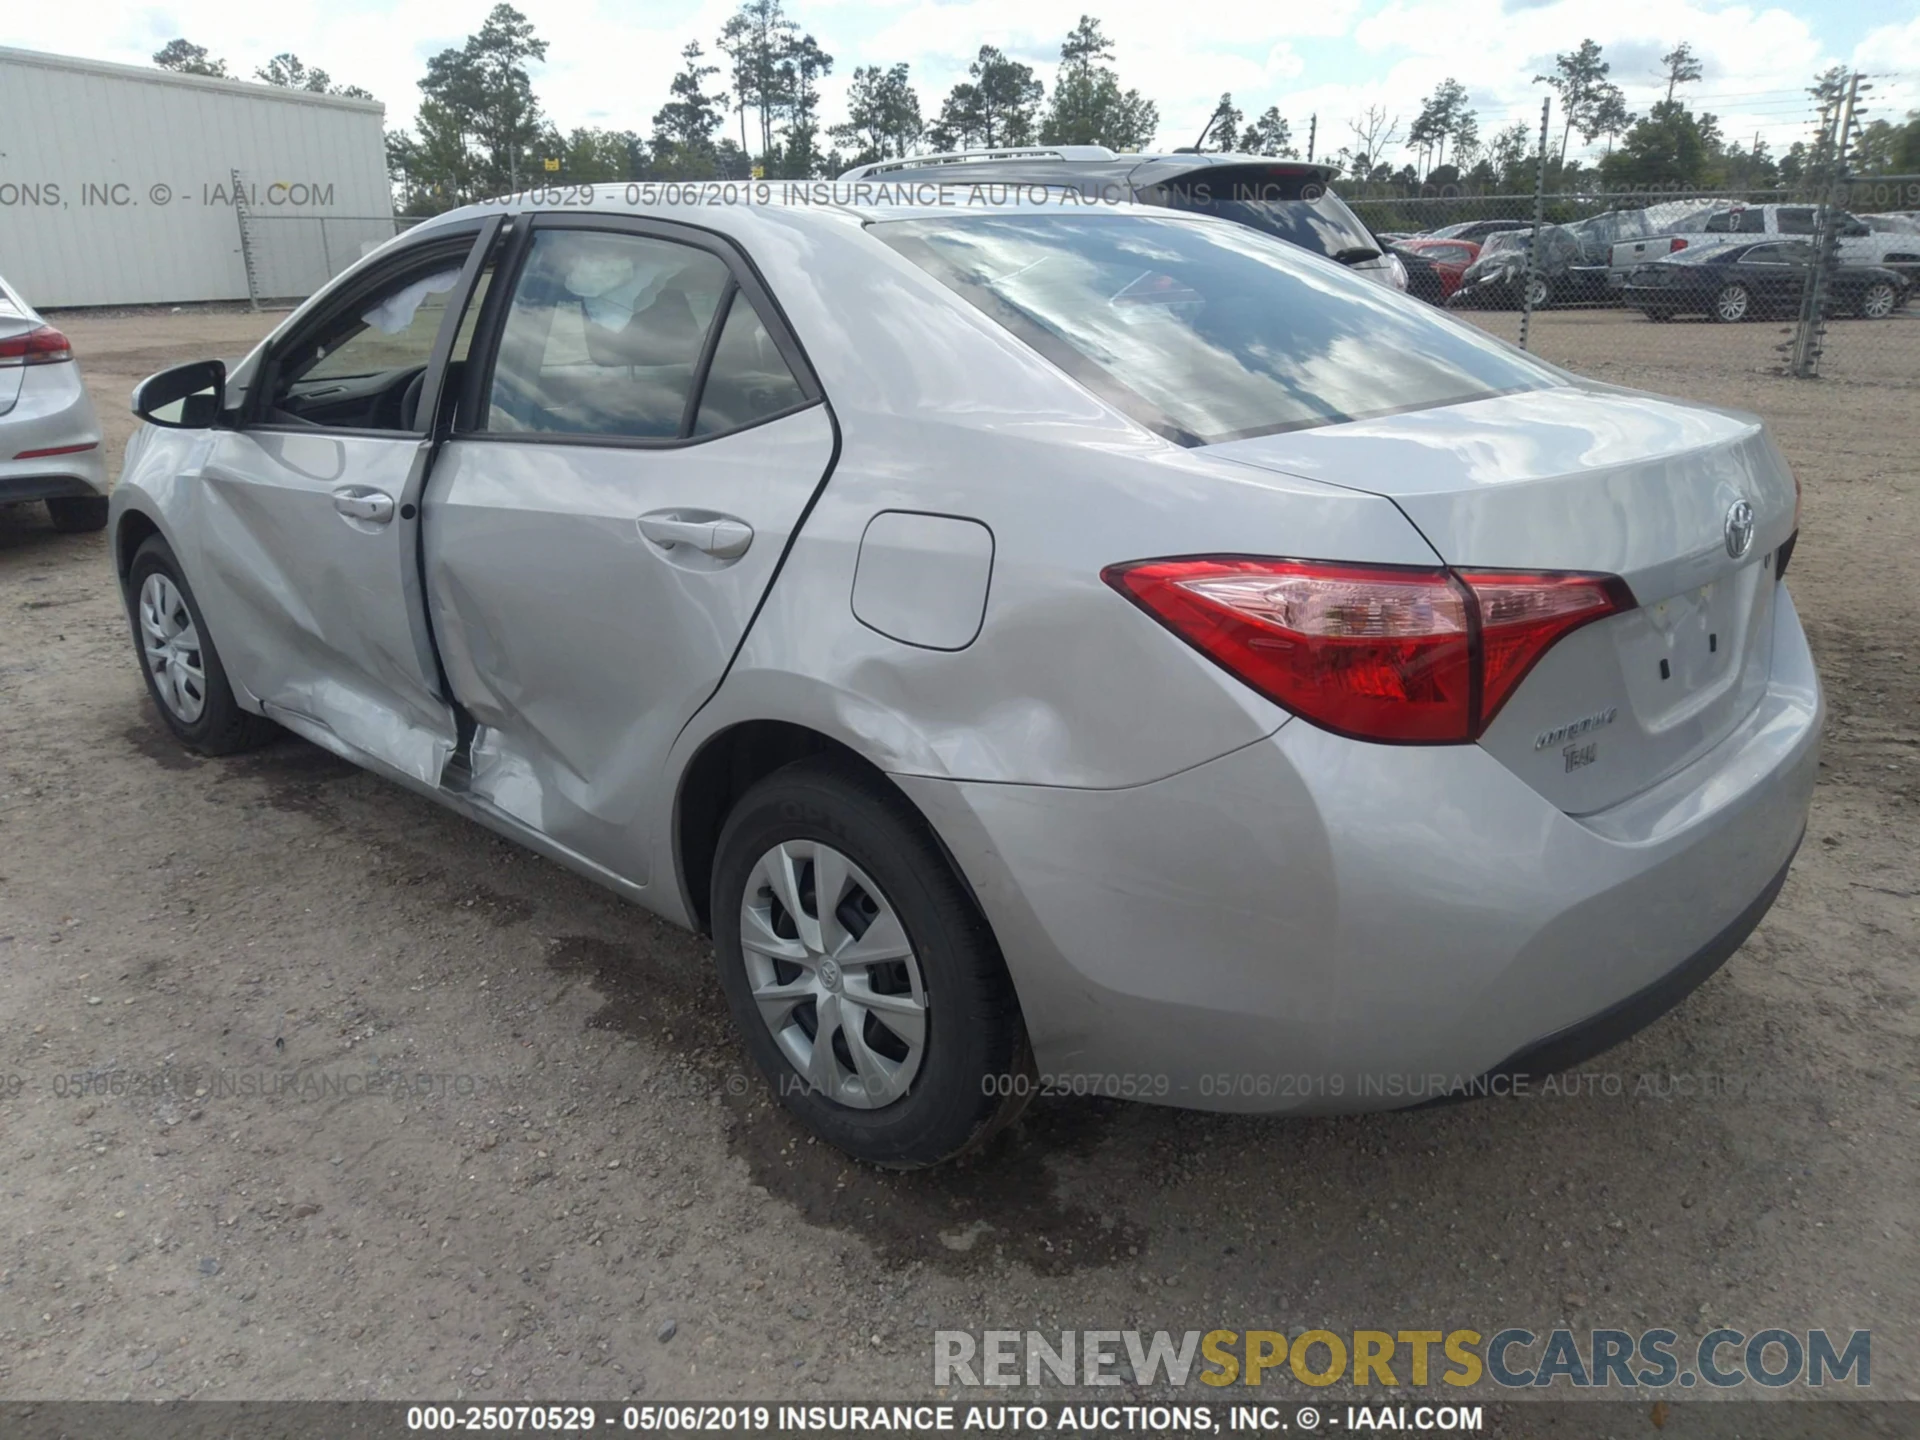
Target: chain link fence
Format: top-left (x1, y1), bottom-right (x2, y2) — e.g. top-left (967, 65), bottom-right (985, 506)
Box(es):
top-left (1344, 97), bottom-right (1919, 395)
top-left (232, 211), bottom-right (423, 307)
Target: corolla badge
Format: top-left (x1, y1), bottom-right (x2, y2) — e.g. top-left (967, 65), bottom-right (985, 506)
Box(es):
top-left (1534, 706), bottom-right (1618, 752)
top-left (1724, 499), bottom-right (1756, 560)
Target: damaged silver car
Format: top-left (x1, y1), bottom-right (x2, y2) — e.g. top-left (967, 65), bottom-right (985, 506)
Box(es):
top-left (112, 192), bottom-right (1819, 1167)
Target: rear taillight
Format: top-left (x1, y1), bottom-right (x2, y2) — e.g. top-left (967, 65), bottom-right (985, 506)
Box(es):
top-left (0, 324), bottom-right (73, 366)
top-left (1104, 557), bottom-right (1633, 744)
top-left (1669, 238), bottom-right (1689, 254)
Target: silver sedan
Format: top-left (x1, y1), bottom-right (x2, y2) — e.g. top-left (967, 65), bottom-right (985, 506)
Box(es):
top-left (1, 271), bottom-right (106, 531)
top-left (109, 192), bottom-right (1820, 1167)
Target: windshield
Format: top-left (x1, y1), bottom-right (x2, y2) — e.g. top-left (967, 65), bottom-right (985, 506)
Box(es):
top-left (1148, 169), bottom-right (1380, 260)
top-left (874, 212), bottom-right (1557, 446)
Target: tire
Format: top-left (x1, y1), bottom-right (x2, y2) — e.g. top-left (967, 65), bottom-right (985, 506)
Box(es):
top-left (46, 495), bottom-right (109, 532)
top-left (711, 757), bottom-right (1031, 1168)
top-left (125, 535), bottom-right (279, 755)
top-left (1857, 281), bottom-right (1898, 319)
top-left (1711, 283), bottom-right (1752, 322)
top-left (1523, 275), bottom-right (1550, 310)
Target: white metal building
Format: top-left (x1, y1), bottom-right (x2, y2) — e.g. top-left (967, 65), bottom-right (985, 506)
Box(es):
top-left (0, 46), bottom-right (394, 307)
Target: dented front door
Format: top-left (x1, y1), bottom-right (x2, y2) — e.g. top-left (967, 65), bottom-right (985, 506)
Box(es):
top-left (191, 221), bottom-right (496, 783)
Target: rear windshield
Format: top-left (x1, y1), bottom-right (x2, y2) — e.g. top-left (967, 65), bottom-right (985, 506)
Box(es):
top-left (873, 212), bottom-right (1557, 445)
top-left (1146, 168), bottom-right (1380, 260)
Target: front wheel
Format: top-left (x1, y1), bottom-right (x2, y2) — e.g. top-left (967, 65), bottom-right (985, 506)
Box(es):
top-left (126, 535), bottom-right (279, 754)
top-left (1712, 283), bottom-right (1752, 322)
top-left (1523, 275), bottom-right (1551, 309)
top-left (711, 758), bottom-right (1030, 1168)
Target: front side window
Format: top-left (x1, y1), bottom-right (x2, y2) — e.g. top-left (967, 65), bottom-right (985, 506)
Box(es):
top-left (488, 231), bottom-right (730, 439)
top-left (266, 241), bottom-right (477, 430)
top-left (875, 212), bottom-right (1558, 446)
top-left (1775, 208), bottom-right (1815, 235)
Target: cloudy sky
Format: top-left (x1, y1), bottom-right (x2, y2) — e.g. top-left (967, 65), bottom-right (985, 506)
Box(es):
top-left (12, 0), bottom-right (1920, 167)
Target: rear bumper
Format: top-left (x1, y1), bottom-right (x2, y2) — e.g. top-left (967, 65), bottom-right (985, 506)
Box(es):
top-left (899, 586), bottom-right (1822, 1113)
top-left (0, 469), bottom-right (106, 503)
top-left (0, 362), bottom-right (105, 499)
top-left (1423, 831), bottom-right (1799, 1102)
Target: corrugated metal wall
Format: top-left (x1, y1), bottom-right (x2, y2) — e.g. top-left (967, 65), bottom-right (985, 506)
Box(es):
top-left (0, 46), bottom-right (394, 308)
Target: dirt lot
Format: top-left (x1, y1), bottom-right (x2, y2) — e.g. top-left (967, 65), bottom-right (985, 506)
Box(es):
top-left (1, 303), bottom-right (1915, 1429)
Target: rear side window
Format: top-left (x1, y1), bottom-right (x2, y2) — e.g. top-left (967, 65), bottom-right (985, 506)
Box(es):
top-left (694, 291), bottom-right (807, 436)
top-left (488, 231), bottom-right (728, 438)
top-left (1776, 208), bottom-right (1815, 234)
top-left (875, 212), bottom-right (1557, 446)
top-left (485, 228), bottom-right (809, 442)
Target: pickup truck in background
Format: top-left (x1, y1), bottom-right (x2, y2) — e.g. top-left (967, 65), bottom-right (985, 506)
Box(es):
top-left (1611, 203), bottom-right (1920, 286)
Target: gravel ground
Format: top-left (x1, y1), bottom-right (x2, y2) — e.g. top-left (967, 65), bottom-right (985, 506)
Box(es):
top-left (1, 303), bottom-right (1915, 1431)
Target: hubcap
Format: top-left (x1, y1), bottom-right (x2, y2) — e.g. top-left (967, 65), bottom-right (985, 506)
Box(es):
top-left (1717, 286), bottom-right (1748, 321)
top-left (138, 573), bottom-right (207, 723)
top-left (739, 839), bottom-right (927, 1110)
top-left (1864, 284), bottom-right (1895, 318)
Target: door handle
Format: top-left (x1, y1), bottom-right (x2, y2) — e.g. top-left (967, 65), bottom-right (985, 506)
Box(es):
top-left (637, 512), bottom-right (753, 559)
top-left (333, 487), bottom-right (395, 524)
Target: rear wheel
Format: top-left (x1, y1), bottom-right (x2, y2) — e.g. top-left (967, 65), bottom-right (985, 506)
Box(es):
top-left (1857, 281), bottom-right (1899, 319)
top-left (711, 758), bottom-right (1030, 1168)
top-left (126, 536), bottom-right (279, 755)
top-left (1523, 275), bottom-right (1551, 309)
top-left (46, 495), bottom-right (108, 532)
top-left (1712, 283), bottom-right (1752, 322)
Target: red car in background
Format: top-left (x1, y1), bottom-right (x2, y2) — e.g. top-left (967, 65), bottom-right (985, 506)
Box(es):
top-left (1392, 237), bottom-right (1481, 302)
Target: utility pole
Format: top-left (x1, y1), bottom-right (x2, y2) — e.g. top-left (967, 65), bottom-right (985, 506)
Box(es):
top-left (1307, 114), bottom-right (1316, 163)
top-left (1518, 95), bottom-right (1550, 352)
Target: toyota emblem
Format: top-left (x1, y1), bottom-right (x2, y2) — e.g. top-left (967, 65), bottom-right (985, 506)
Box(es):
top-left (1724, 499), bottom-right (1756, 560)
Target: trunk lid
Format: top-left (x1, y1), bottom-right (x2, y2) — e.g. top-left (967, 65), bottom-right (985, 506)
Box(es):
top-left (1206, 385), bottom-right (1799, 813)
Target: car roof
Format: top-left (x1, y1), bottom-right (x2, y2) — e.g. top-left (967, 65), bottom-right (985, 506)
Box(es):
top-left (413, 182), bottom-right (1285, 239)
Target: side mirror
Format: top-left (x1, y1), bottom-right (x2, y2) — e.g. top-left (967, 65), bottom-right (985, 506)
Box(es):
top-left (133, 359), bottom-right (226, 429)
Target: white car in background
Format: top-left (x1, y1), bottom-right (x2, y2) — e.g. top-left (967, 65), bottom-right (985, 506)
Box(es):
top-left (0, 271), bottom-right (107, 532)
